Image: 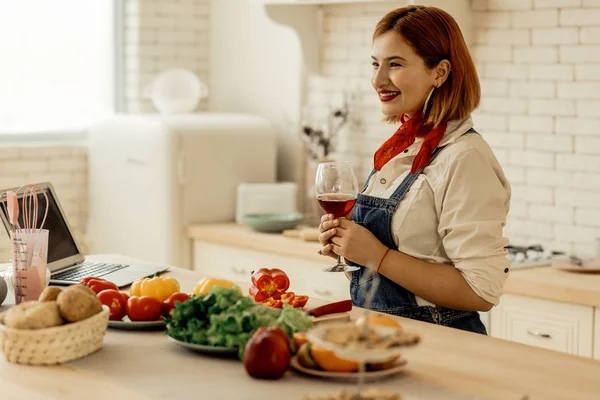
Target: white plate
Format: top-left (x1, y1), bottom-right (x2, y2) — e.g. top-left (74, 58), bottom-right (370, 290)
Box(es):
top-left (166, 335), bottom-right (239, 357)
top-left (289, 356), bottom-right (407, 382)
top-left (107, 316), bottom-right (166, 330)
top-left (307, 321), bottom-right (420, 363)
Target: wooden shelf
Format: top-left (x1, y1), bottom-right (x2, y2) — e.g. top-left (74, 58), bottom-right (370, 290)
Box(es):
top-left (255, 0), bottom-right (472, 74)
top-left (257, 0), bottom-right (401, 5)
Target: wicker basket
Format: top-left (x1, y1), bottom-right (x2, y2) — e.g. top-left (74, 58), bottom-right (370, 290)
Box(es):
top-left (0, 305), bottom-right (110, 365)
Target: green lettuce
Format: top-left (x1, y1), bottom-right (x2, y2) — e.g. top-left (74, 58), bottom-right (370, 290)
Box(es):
top-left (166, 286), bottom-right (314, 359)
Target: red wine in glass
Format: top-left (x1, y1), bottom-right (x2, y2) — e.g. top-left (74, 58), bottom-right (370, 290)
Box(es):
top-left (317, 194), bottom-right (357, 218)
top-left (314, 161), bottom-right (359, 272)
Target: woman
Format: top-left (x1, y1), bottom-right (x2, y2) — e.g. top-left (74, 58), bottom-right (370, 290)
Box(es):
top-left (318, 5), bottom-right (511, 334)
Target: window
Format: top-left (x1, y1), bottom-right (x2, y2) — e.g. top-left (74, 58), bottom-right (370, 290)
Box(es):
top-left (0, 1), bottom-right (115, 134)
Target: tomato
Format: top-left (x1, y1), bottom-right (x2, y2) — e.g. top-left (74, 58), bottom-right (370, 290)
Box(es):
top-left (120, 292), bottom-right (130, 304)
top-left (162, 292), bottom-right (190, 317)
top-left (126, 296), bottom-right (163, 321)
top-left (83, 278), bottom-right (119, 295)
top-left (97, 289), bottom-right (127, 321)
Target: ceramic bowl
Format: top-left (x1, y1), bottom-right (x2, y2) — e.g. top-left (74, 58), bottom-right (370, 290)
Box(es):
top-left (242, 212), bottom-right (304, 233)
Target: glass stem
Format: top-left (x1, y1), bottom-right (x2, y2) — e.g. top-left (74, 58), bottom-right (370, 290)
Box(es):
top-left (356, 361), bottom-right (366, 400)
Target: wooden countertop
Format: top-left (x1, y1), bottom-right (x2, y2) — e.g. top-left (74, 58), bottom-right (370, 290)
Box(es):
top-left (188, 223), bottom-right (600, 308)
top-left (2, 255), bottom-right (600, 400)
top-left (503, 265), bottom-right (600, 307)
top-left (187, 223), bottom-right (325, 263)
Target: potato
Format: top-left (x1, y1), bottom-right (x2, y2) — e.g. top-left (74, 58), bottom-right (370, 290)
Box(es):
top-left (3, 301), bottom-right (64, 329)
top-left (38, 286), bottom-right (63, 302)
top-left (72, 283), bottom-right (96, 296)
top-left (57, 285), bottom-right (102, 322)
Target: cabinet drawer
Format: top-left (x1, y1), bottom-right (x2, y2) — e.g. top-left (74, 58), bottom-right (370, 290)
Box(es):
top-left (490, 294), bottom-right (593, 358)
top-left (192, 240), bottom-right (350, 302)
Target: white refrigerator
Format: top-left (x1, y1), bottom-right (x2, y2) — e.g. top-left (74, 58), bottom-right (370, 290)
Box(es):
top-left (87, 113), bottom-right (277, 270)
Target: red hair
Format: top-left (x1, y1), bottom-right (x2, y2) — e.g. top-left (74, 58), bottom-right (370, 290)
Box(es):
top-left (374, 5), bottom-right (480, 128)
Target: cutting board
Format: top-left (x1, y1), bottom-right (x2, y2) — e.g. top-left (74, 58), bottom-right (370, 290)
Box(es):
top-left (282, 227), bottom-right (320, 242)
top-left (312, 312), bottom-right (350, 325)
top-left (552, 258), bottom-right (600, 273)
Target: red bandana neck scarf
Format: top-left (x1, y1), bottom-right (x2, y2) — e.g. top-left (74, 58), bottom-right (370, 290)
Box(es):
top-left (374, 113), bottom-right (448, 174)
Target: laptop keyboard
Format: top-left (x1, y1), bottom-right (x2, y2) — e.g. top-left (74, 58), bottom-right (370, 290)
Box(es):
top-left (52, 261), bottom-right (129, 282)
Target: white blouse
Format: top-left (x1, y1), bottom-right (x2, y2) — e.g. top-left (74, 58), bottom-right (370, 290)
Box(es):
top-left (363, 116), bottom-right (511, 307)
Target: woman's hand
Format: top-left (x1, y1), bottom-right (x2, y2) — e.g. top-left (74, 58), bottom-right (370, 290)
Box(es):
top-left (320, 216), bottom-right (388, 269)
top-left (318, 213), bottom-right (340, 260)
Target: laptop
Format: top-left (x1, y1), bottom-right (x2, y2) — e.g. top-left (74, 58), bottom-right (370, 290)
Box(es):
top-left (0, 182), bottom-right (169, 287)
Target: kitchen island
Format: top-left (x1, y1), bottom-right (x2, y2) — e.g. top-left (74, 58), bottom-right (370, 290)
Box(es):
top-left (1, 255), bottom-right (600, 400)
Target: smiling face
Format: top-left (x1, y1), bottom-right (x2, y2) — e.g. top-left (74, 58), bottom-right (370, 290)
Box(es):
top-left (371, 30), bottom-right (438, 119)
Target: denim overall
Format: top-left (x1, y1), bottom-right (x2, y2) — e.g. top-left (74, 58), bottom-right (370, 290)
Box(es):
top-left (350, 128), bottom-right (487, 335)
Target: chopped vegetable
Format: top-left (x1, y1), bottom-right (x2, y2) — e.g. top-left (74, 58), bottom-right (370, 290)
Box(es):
top-left (166, 286), bottom-right (313, 359)
top-left (249, 268), bottom-right (290, 302)
top-left (260, 298), bottom-right (283, 308)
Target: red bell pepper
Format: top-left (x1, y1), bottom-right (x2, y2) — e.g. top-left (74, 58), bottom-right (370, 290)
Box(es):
top-left (280, 292), bottom-right (309, 308)
top-left (281, 292), bottom-right (295, 303)
top-left (249, 268), bottom-right (290, 302)
top-left (82, 277), bottom-right (119, 294)
top-left (261, 298), bottom-right (283, 309)
top-left (290, 295), bottom-right (308, 308)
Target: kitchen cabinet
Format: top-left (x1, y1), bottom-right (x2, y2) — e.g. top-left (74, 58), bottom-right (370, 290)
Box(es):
top-left (189, 224), bottom-right (600, 360)
top-left (595, 309), bottom-right (600, 360)
top-left (490, 293), bottom-right (594, 358)
top-left (192, 240), bottom-right (350, 303)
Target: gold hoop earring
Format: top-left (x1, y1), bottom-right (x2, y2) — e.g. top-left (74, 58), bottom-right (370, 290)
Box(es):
top-left (423, 86), bottom-right (436, 115)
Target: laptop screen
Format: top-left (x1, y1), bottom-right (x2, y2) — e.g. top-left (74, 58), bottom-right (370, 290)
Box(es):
top-left (0, 188), bottom-right (80, 264)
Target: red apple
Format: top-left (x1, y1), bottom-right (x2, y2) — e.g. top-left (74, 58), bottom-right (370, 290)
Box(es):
top-left (243, 327), bottom-right (291, 379)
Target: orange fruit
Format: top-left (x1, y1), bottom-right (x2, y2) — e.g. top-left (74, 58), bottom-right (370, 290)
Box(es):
top-left (310, 345), bottom-right (359, 373)
top-left (293, 332), bottom-right (309, 349)
top-left (357, 313), bottom-right (402, 330)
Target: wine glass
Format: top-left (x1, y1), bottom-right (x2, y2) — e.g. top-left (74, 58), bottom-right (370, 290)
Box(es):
top-left (315, 161), bottom-right (359, 273)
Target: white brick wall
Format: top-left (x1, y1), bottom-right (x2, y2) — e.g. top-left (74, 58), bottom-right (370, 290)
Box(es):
top-left (123, 0), bottom-right (210, 113)
top-left (0, 146), bottom-right (88, 262)
top-left (306, 1), bottom-right (600, 257)
top-left (0, 1), bottom-right (210, 262)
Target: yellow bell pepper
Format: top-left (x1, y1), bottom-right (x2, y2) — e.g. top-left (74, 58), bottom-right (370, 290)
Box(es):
top-left (130, 276), bottom-right (181, 302)
top-left (193, 277), bottom-right (239, 295)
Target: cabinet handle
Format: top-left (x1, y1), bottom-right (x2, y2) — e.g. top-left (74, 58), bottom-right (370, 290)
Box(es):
top-left (315, 289), bottom-right (332, 297)
top-left (527, 329), bottom-right (551, 339)
top-left (231, 267), bottom-right (247, 275)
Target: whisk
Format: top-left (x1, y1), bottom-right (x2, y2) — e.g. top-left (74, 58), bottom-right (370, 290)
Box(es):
top-left (1, 184), bottom-right (49, 303)
top-left (4, 185), bottom-right (49, 234)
